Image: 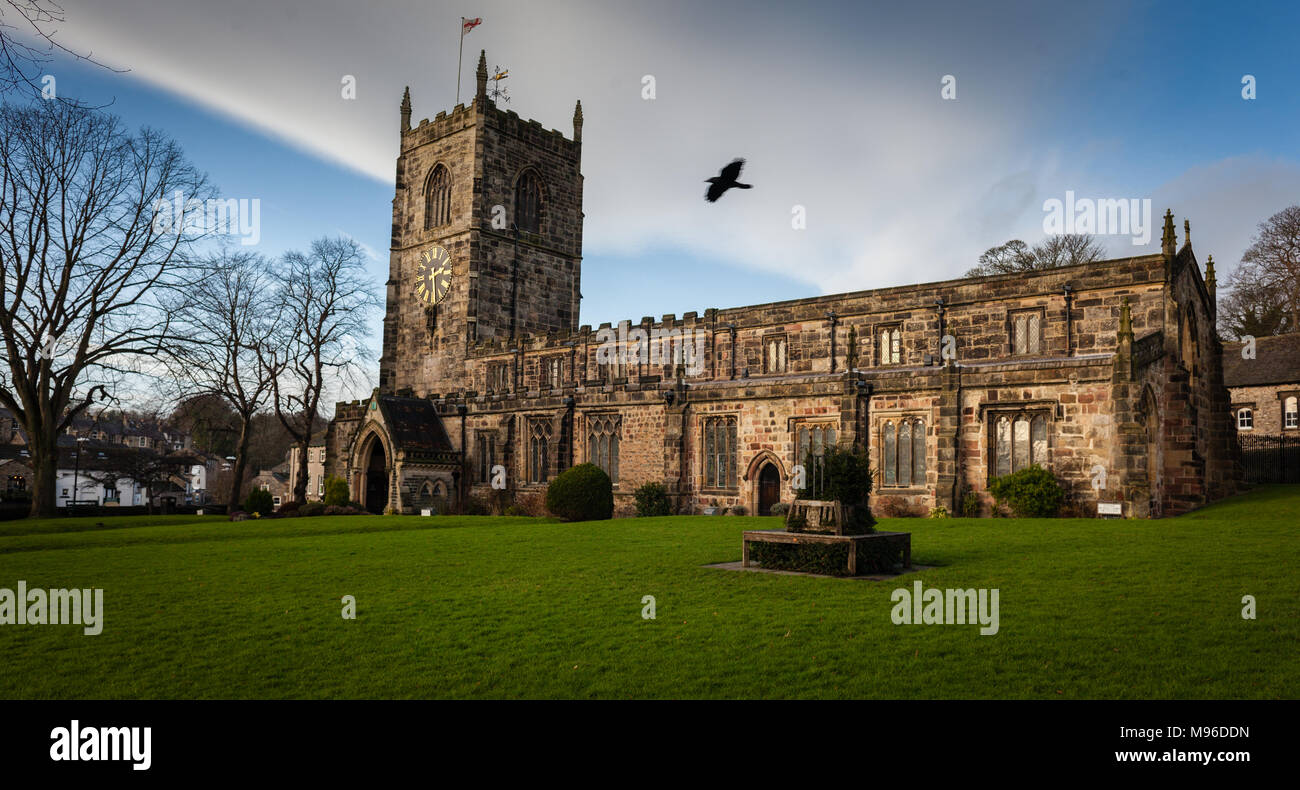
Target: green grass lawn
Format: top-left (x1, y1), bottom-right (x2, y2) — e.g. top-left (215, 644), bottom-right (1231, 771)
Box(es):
top-left (1, 486), bottom-right (1297, 699)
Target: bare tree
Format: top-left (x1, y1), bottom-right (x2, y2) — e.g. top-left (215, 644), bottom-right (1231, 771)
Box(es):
top-left (1, 1), bottom-right (121, 101)
top-left (0, 101), bottom-right (212, 517)
top-left (1225, 205), bottom-right (1300, 335)
top-left (966, 234), bottom-right (1106, 276)
top-left (263, 237), bottom-right (379, 505)
top-left (167, 250), bottom-right (278, 508)
top-left (1217, 276), bottom-right (1294, 340)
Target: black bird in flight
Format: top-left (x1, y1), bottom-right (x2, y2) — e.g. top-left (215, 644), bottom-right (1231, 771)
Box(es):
top-left (705, 158), bottom-right (752, 202)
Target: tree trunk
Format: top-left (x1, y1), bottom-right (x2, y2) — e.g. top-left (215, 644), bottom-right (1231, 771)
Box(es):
top-left (228, 415), bottom-right (253, 508)
top-left (293, 435), bottom-right (311, 504)
top-left (28, 436), bottom-right (58, 519)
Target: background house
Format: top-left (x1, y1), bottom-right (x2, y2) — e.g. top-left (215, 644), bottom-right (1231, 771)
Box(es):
top-left (1223, 334), bottom-right (1300, 435)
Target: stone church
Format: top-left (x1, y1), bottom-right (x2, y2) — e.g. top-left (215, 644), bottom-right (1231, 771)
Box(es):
top-left (325, 51), bottom-right (1240, 519)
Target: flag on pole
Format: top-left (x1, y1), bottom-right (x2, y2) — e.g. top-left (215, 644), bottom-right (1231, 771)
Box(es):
top-left (463, 17), bottom-right (482, 33)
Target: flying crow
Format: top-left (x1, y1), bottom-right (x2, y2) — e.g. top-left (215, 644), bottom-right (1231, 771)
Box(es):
top-left (705, 158), bottom-right (752, 202)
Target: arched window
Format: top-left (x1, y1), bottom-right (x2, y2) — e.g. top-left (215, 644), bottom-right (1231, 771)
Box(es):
top-left (588, 415), bottom-right (621, 482)
top-left (529, 419), bottom-right (553, 483)
top-left (515, 170), bottom-right (543, 233)
top-left (881, 418), bottom-right (925, 487)
top-left (425, 164), bottom-right (451, 229)
top-left (1285, 397), bottom-right (1298, 430)
top-left (1237, 408), bottom-right (1253, 430)
top-left (883, 422), bottom-right (897, 486)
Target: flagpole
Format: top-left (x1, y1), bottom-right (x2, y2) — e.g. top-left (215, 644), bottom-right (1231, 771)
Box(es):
top-left (456, 17), bottom-right (465, 105)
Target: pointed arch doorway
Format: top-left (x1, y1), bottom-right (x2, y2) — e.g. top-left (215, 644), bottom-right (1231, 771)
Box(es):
top-left (364, 438), bottom-right (389, 514)
top-left (757, 462), bottom-right (781, 517)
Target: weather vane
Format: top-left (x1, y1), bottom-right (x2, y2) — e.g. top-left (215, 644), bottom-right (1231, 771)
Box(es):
top-left (488, 65), bottom-right (510, 103)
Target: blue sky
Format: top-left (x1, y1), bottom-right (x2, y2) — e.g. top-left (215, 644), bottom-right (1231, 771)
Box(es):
top-left (14, 0), bottom-right (1300, 401)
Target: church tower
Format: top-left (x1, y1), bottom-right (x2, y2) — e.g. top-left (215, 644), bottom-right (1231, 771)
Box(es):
top-left (379, 50), bottom-right (584, 397)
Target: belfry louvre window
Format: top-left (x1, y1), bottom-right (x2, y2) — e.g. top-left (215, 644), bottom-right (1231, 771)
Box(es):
top-left (488, 362), bottom-right (511, 393)
top-left (764, 336), bottom-right (788, 374)
top-left (588, 415), bottom-right (621, 482)
top-left (703, 416), bottom-right (738, 489)
top-left (477, 433), bottom-right (496, 483)
top-left (425, 164), bottom-right (451, 229)
top-left (1011, 311), bottom-right (1042, 356)
top-left (878, 326), bottom-right (902, 365)
top-left (543, 357), bottom-right (562, 390)
top-left (881, 418), bottom-right (926, 487)
top-left (515, 170), bottom-right (542, 233)
top-left (991, 413), bottom-right (1049, 477)
top-left (528, 419), bottom-right (553, 484)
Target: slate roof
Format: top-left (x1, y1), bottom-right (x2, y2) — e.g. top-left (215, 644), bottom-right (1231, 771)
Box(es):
top-left (1223, 333), bottom-right (1300, 388)
top-left (377, 395), bottom-right (455, 455)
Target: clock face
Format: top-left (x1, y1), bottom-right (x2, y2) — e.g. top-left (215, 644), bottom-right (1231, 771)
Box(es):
top-left (415, 246), bottom-right (453, 305)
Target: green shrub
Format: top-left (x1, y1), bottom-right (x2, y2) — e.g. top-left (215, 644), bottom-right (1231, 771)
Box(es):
top-left (633, 482), bottom-right (672, 517)
top-left (796, 445), bottom-right (875, 533)
top-left (546, 463), bottom-right (614, 522)
top-left (989, 465), bottom-right (1065, 518)
top-left (929, 506), bottom-right (950, 519)
top-left (299, 501), bottom-right (325, 517)
top-left (961, 490), bottom-right (981, 518)
top-left (769, 502), bottom-right (790, 517)
top-left (463, 495), bottom-right (491, 516)
top-left (243, 489), bottom-right (274, 516)
top-left (729, 505), bottom-right (748, 516)
top-left (323, 476), bottom-right (350, 507)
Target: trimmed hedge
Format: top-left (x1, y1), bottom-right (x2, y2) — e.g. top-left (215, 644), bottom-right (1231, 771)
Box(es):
top-left (747, 538), bottom-right (905, 576)
top-left (545, 463), bottom-right (614, 522)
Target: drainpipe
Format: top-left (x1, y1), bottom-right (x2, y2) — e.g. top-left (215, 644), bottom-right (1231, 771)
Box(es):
top-left (1063, 284), bottom-right (1074, 357)
top-left (727, 323), bottom-right (737, 380)
top-left (826, 311), bottom-right (838, 373)
top-left (457, 402), bottom-right (468, 513)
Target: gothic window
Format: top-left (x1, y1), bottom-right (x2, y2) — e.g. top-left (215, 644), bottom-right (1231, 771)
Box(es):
top-left (588, 415), bottom-right (621, 482)
top-left (703, 416), bottom-right (738, 489)
top-left (528, 419), bottom-right (553, 483)
top-left (796, 423), bottom-right (836, 494)
top-left (1011, 310), bottom-right (1043, 356)
top-left (881, 418), bottom-right (926, 487)
top-left (488, 362), bottom-right (511, 393)
top-left (1285, 397), bottom-right (1298, 429)
top-left (764, 335), bottom-right (788, 374)
top-left (603, 355), bottom-right (624, 383)
top-left (543, 357), bottom-right (563, 390)
top-left (1236, 408), bottom-right (1253, 431)
top-left (990, 413), bottom-right (1049, 478)
top-left (425, 164), bottom-right (451, 230)
top-left (515, 170), bottom-right (543, 234)
top-left (878, 326), bottom-right (902, 365)
top-left (476, 433), bottom-right (496, 483)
